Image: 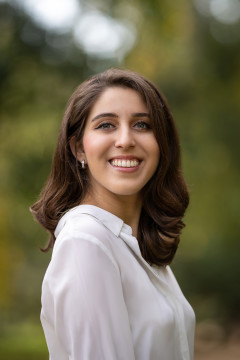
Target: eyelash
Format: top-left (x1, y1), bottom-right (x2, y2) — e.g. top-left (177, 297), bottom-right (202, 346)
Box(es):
top-left (134, 121), bottom-right (151, 129)
top-left (95, 121), bottom-right (151, 130)
top-left (95, 122), bottom-right (115, 130)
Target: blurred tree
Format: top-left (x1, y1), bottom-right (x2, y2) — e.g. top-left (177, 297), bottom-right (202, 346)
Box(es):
top-left (0, 1), bottom-right (91, 323)
top-left (78, 0), bottom-right (240, 322)
top-left (0, 2), bottom-right (240, 359)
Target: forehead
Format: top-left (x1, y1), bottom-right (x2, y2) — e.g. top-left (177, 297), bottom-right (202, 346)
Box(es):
top-left (88, 86), bottom-right (147, 116)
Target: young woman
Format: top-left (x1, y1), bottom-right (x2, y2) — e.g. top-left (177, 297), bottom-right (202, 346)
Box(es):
top-left (31, 68), bottom-right (195, 360)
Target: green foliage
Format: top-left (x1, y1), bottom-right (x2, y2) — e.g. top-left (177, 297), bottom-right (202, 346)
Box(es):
top-left (0, 321), bottom-right (48, 360)
top-left (0, 0), bottom-right (240, 356)
top-left (0, 0), bottom-right (90, 330)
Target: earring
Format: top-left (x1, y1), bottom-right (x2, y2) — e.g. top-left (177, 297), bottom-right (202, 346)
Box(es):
top-left (81, 160), bottom-right (85, 169)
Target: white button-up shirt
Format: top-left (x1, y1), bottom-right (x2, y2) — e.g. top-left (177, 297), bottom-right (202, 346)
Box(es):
top-left (41, 205), bottom-right (195, 360)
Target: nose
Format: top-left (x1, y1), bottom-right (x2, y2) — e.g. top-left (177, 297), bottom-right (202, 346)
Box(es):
top-left (114, 125), bottom-right (135, 149)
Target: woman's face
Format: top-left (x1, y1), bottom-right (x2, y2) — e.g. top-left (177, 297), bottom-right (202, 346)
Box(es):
top-left (78, 87), bottom-right (160, 202)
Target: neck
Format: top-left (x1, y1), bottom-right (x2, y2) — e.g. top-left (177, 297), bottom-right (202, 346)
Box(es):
top-left (82, 191), bottom-right (142, 237)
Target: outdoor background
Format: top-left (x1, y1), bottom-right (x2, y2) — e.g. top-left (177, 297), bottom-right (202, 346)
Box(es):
top-left (0, 0), bottom-right (240, 359)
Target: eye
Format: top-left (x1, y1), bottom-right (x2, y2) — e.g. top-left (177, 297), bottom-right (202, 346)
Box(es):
top-left (95, 122), bottom-right (115, 130)
top-left (134, 121), bottom-right (151, 130)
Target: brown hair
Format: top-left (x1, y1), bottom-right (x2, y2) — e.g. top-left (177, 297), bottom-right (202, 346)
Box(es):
top-left (30, 68), bottom-right (189, 266)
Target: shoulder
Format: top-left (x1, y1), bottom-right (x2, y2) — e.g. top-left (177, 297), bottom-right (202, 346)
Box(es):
top-left (56, 211), bottom-right (113, 244)
top-left (53, 211), bottom-right (118, 271)
top-left (64, 211), bottom-right (107, 233)
top-left (55, 204), bottom-right (123, 241)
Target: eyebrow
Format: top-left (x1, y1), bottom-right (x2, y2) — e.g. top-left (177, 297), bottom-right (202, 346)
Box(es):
top-left (91, 113), bottom-right (118, 122)
top-left (91, 112), bottom-right (150, 122)
top-left (133, 112), bottom-right (150, 118)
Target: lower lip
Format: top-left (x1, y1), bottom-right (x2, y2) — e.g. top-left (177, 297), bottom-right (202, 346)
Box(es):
top-left (108, 161), bottom-right (141, 173)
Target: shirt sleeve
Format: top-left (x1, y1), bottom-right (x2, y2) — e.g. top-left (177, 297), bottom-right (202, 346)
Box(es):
top-left (41, 233), bottom-right (135, 360)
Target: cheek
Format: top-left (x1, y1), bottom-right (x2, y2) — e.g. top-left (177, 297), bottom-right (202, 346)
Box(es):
top-left (83, 133), bottom-right (109, 160)
top-left (82, 134), bottom-right (93, 155)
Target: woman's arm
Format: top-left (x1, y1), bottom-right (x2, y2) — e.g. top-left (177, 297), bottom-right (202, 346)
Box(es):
top-left (41, 234), bottom-right (135, 360)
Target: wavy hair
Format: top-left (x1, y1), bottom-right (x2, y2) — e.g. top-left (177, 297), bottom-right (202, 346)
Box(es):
top-left (30, 68), bottom-right (189, 266)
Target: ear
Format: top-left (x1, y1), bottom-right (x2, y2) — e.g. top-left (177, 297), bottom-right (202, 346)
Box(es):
top-left (70, 136), bottom-right (85, 162)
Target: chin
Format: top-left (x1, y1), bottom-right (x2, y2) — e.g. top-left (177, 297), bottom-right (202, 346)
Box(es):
top-left (110, 187), bottom-right (142, 197)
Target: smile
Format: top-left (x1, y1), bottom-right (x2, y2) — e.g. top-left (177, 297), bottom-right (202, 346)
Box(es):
top-left (110, 159), bottom-right (140, 168)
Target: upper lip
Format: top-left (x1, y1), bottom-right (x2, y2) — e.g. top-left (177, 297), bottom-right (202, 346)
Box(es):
top-left (109, 155), bottom-right (141, 161)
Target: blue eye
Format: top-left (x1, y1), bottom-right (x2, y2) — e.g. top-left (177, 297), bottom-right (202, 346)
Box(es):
top-left (96, 122), bottom-right (115, 130)
top-left (134, 121), bottom-right (151, 129)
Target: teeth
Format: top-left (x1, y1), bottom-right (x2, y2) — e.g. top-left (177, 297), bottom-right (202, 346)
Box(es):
top-left (111, 159), bottom-right (139, 168)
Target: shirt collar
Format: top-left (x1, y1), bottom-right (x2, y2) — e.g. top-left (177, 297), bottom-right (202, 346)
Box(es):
top-left (54, 204), bottom-right (133, 238)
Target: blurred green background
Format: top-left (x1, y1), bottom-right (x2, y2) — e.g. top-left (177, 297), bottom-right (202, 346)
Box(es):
top-left (0, 0), bottom-right (240, 358)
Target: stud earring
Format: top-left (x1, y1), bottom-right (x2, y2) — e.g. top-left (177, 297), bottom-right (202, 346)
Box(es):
top-left (81, 160), bottom-right (85, 169)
